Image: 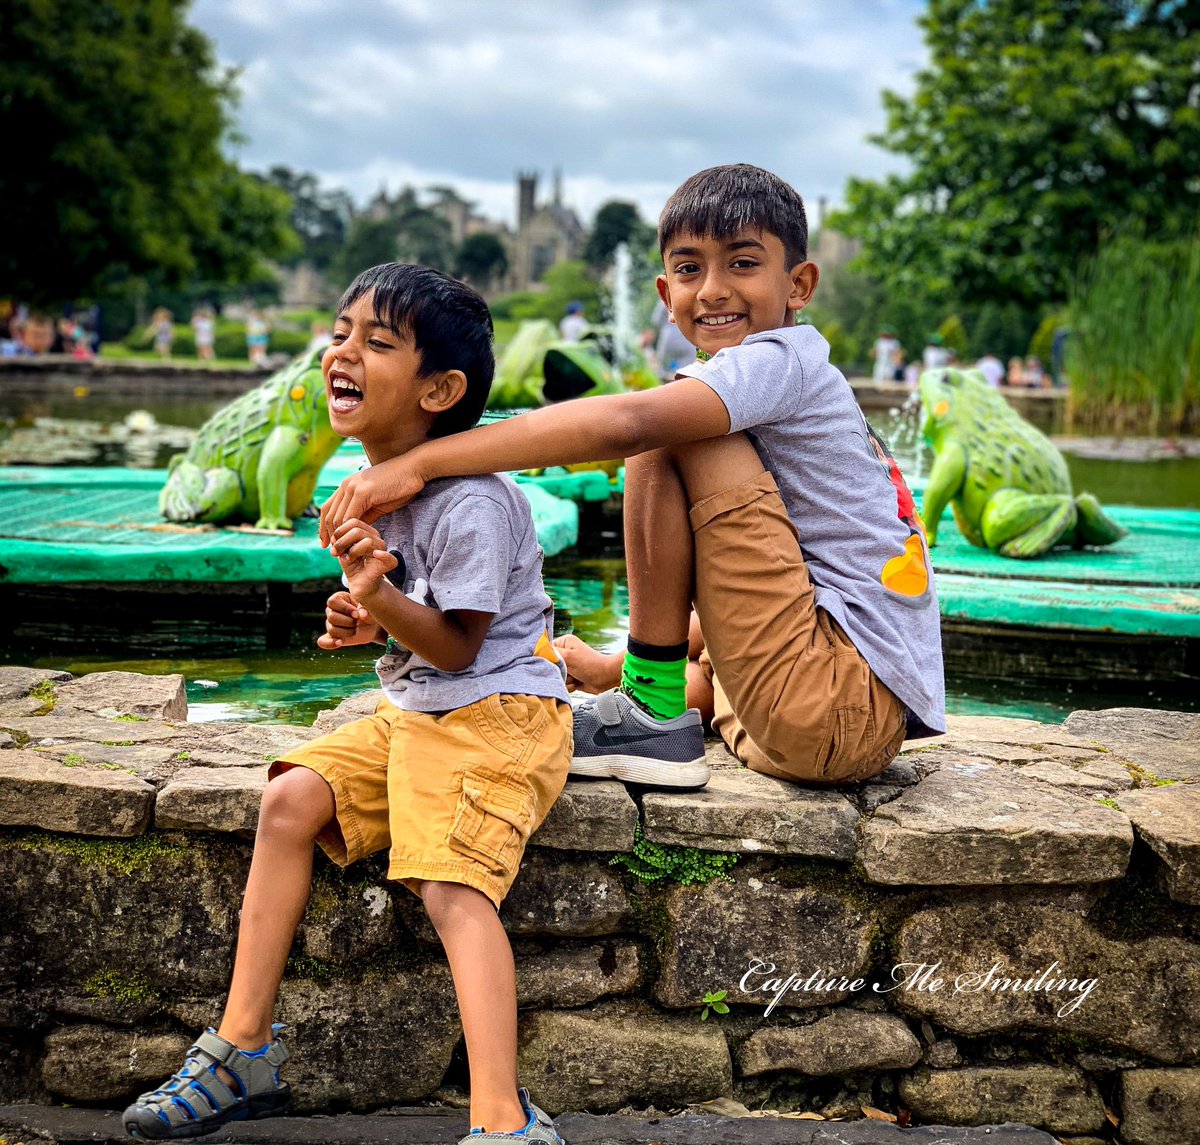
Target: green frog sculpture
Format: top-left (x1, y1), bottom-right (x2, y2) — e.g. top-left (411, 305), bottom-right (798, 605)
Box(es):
top-left (160, 348), bottom-right (340, 531)
top-left (919, 367), bottom-right (1127, 558)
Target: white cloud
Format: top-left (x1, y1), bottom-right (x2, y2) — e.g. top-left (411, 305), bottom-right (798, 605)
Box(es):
top-left (194, 0), bottom-right (927, 227)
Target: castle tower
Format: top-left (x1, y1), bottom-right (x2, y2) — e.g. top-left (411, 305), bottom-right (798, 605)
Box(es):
top-left (517, 170), bottom-right (538, 230)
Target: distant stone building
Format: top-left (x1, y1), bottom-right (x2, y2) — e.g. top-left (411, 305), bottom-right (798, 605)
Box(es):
top-left (809, 196), bottom-right (861, 271)
top-left (504, 169), bottom-right (586, 292)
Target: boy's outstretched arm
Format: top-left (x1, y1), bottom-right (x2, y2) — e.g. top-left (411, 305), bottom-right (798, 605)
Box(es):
top-left (319, 380), bottom-right (730, 543)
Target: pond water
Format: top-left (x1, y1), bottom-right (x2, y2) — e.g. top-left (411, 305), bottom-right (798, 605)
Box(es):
top-left (2, 391), bottom-right (1197, 726)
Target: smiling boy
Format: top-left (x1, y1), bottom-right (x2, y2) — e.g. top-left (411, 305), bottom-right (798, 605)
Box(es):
top-left (321, 165), bottom-right (945, 789)
top-left (124, 264), bottom-right (570, 1144)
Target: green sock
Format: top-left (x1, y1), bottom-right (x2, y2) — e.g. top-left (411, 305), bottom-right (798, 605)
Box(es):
top-left (620, 639), bottom-right (689, 720)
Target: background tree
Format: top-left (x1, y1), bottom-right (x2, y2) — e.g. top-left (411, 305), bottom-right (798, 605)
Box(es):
top-left (456, 233), bottom-right (509, 289)
top-left (265, 167), bottom-right (352, 271)
top-left (330, 217), bottom-right (400, 289)
top-left (2, 0), bottom-right (297, 306)
top-left (830, 0), bottom-right (1200, 311)
top-left (585, 201), bottom-right (655, 269)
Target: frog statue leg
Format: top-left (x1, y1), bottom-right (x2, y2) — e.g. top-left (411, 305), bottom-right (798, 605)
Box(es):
top-left (1073, 493), bottom-right (1129, 547)
top-left (980, 489), bottom-right (1077, 558)
top-left (253, 426), bottom-right (307, 531)
top-left (920, 441), bottom-right (967, 548)
top-left (159, 456), bottom-right (244, 523)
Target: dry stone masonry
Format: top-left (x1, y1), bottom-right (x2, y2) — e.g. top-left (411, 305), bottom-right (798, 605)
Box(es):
top-left (0, 667), bottom-right (1198, 1142)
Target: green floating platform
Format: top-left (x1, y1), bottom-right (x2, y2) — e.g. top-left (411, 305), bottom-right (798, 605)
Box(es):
top-left (908, 485), bottom-right (1200, 638)
top-left (1, 462), bottom-right (1197, 643)
top-left (0, 464), bottom-right (578, 584)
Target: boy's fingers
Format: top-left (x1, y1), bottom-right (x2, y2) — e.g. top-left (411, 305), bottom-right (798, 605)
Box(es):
top-left (316, 633), bottom-right (343, 650)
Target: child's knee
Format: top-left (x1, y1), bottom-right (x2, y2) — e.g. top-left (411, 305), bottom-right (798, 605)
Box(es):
top-left (420, 880), bottom-right (490, 932)
top-left (257, 766), bottom-right (334, 838)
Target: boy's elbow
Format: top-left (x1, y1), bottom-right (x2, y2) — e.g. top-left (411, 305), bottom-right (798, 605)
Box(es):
top-left (605, 397), bottom-right (658, 457)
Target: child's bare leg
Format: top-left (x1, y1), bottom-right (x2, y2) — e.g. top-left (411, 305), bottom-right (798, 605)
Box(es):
top-left (421, 881), bottom-right (525, 1133)
top-left (217, 767), bottom-right (335, 1049)
top-left (623, 448), bottom-right (694, 646)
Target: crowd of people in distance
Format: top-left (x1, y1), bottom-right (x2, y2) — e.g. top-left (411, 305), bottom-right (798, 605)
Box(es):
top-left (868, 324), bottom-right (1061, 389)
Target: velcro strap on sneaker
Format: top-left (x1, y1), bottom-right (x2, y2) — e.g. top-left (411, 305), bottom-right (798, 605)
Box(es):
top-left (264, 1039), bottom-right (290, 1066)
top-left (595, 692), bottom-right (623, 725)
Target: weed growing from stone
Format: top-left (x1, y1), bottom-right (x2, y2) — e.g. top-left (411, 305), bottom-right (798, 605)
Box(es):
top-left (62, 754), bottom-right (85, 768)
top-left (29, 680), bottom-right (57, 715)
top-left (610, 824), bottom-right (738, 886)
top-left (1094, 796), bottom-right (1121, 810)
top-left (699, 989), bottom-right (729, 1021)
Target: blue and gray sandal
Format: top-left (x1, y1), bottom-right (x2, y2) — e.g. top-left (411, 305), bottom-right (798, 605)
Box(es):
top-left (122, 1027), bottom-right (291, 1140)
top-left (459, 1087), bottom-right (564, 1143)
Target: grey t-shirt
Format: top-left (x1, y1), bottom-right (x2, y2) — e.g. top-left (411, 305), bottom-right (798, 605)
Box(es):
top-left (367, 473), bottom-right (568, 712)
top-left (679, 324), bottom-right (946, 736)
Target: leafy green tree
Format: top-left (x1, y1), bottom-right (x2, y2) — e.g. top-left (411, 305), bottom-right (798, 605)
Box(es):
top-left (3, 0), bottom-right (297, 305)
top-left (456, 233), bottom-right (509, 288)
top-left (265, 167), bottom-right (352, 271)
top-left (585, 201), bottom-right (655, 269)
top-left (330, 217), bottom-right (400, 288)
top-left (830, 0), bottom-right (1200, 310)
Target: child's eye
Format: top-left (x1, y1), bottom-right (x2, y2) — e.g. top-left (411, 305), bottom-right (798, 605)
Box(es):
top-left (367, 338), bottom-right (392, 350)
top-left (331, 331), bottom-right (347, 344)
top-left (731, 258), bottom-right (759, 269)
top-left (673, 262), bottom-right (700, 275)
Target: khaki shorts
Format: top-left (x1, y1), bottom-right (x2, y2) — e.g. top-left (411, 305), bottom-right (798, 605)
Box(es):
top-left (691, 471), bottom-right (908, 785)
top-left (271, 694), bottom-right (571, 908)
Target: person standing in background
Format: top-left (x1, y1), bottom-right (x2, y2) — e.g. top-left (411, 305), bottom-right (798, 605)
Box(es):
top-left (558, 301), bottom-right (587, 342)
top-left (192, 308), bottom-right (216, 361)
top-left (871, 325), bottom-right (900, 383)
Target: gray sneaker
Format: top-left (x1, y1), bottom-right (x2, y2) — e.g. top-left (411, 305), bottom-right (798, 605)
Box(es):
top-left (458, 1087), bottom-right (563, 1143)
top-left (570, 690), bottom-right (710, 789)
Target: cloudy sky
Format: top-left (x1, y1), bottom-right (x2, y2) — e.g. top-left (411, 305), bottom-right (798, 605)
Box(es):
top-left (192, 0), bottom-right (927, 230)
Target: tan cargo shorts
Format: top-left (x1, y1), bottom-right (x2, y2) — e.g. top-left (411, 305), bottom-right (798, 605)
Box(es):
top-left (691, 471), bottom-right (907, 785)
top-left (272, 693), bottom-right (571, 907)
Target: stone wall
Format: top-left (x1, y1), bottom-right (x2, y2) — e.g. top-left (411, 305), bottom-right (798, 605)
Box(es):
top-left (1, 668), bottom-right (1197, 1144)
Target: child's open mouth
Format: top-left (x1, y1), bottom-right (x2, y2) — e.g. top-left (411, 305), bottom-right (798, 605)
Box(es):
top-left (329, 379), bottom-right (363, 413)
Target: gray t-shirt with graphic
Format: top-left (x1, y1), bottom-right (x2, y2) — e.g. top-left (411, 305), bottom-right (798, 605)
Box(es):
top-left (367, 473), bottom-right (568, 712)
top-left (679, 324), bottom-right (946, 736)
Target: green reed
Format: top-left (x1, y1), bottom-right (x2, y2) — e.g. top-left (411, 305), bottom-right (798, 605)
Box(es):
top-left (1067, 228), bottom-right (1200, 434)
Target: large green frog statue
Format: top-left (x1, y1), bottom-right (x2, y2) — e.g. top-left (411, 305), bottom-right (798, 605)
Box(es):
top-left (159, 348), bottom-right (340, 531)
top-left (919, 367), bottom-right (1127, 558)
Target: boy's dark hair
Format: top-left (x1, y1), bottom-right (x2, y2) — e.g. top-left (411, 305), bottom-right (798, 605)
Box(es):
top-left (337, 263), bottom-right (494, 437)
top-left (658, 164), bottom-right (809, 268)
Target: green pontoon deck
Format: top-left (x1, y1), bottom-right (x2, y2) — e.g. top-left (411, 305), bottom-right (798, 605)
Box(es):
top-left (0, 464), bottom-right (1195, 681)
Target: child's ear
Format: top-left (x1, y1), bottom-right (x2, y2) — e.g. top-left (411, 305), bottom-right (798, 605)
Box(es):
top-left (420, 370), bottom-right (468, 416)
top-left (786, 261), bottom-right (820, 313)
top-left (655, 273), bottom-right (671, 313)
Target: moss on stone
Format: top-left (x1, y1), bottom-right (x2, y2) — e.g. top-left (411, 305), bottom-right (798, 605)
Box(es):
top-left (29, 679), bottom-right (57, 715)
top-left (11, 831), bottom-right (186, 876)
top-left (0, 725), bottom-right (30, 748)
top-left (83, 968), bottom-right (160, 1006)
top-left (62, 754), bottom-right (85, 768)
top-left (100, 740), bottom-right (135, 748)
top-left (1123, 761), bottom-right (1165, 788)
top-left (115, 714), bottom-right (148, 722)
